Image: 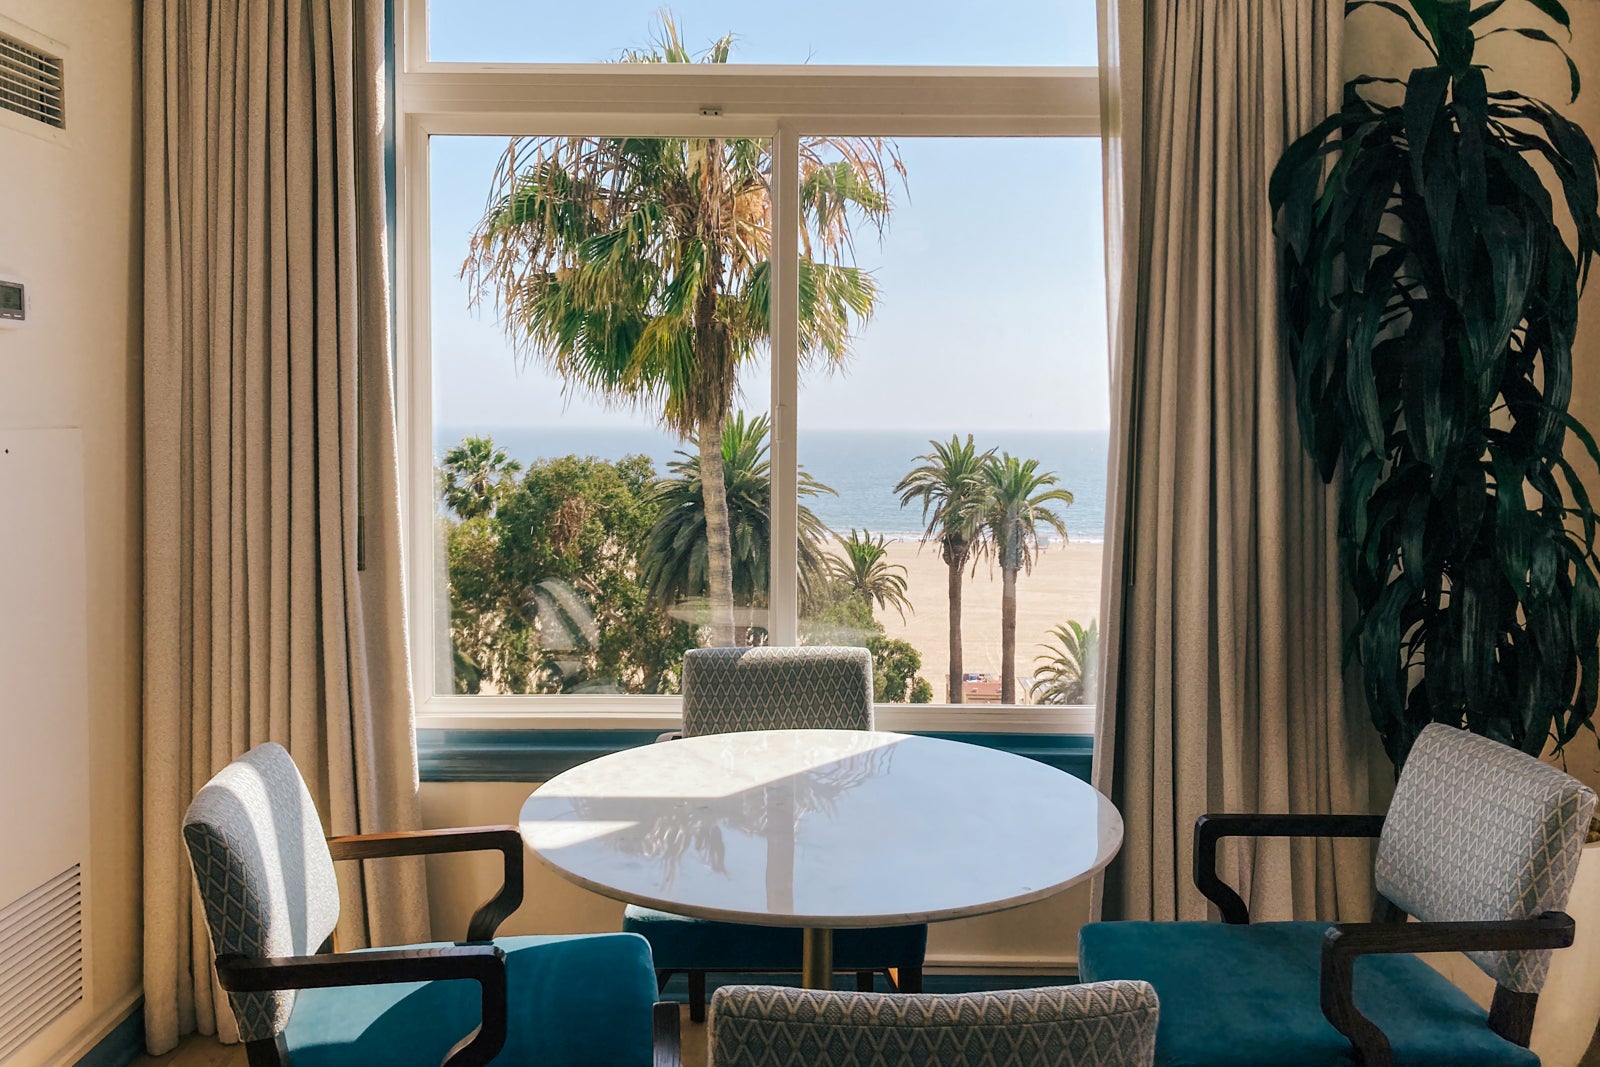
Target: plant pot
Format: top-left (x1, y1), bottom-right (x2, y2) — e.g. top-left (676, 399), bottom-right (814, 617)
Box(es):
top-left (1420, 840), bottom-right (1600, 1067)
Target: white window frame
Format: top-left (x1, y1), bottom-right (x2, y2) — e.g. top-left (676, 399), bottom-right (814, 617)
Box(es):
top-left (396, 0), bottom-right (1103, 733)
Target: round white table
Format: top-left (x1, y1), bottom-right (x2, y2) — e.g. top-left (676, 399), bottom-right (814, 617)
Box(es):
top-left (518, 729), bottom-right (1123, 989)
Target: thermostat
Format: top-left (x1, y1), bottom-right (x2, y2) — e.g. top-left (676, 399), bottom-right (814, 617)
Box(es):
top-left (0, 277), bottom-right (26, 327)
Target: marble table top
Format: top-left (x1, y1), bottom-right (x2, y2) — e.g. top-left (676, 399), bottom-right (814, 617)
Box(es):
top-left (519, 729), bottom-right (1123, 928)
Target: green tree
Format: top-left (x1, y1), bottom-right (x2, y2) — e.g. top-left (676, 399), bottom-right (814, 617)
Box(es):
top-left (445, 514), bottom-right (509, 692)
top-left (871, 635), bottom-right (933, 704)
top-left (798, 589), bottom-right (930, 703)
top-left (463, 15), bottom-right (901, 646)
top-left (1030, 619), bottom-right (1099, 706)
top-left (982, 453), bottom-right (1073, 705)
top-left (642, 411), bottom-right (834, 638)
top-left (439, 435), bottom-right (523, 519)
top-left (444, 443), bottom-right (696, 694)
top-left (826, 529), bottom-right (913, 622)
top-left (895, 435), bottom-right (995, 702)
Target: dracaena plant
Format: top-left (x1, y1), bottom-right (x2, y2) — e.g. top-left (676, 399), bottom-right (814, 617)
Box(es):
top-left (1270, 0), bottom-right (1600, 769)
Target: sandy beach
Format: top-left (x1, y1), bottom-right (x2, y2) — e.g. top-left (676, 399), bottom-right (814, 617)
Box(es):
top-left (865, 538), bottom-right (1104, 702)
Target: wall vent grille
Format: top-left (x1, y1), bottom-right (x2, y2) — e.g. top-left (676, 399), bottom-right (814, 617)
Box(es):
top-left (0, 31), bottom-right (64, 129)
top-left (0, 866), bottom-right (83, 1061)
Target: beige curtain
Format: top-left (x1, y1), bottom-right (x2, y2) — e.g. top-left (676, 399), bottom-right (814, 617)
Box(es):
top-left (141, 0), bottom-right (428, 1053)
top-left (1092, 0), bottom-right (1380, 923)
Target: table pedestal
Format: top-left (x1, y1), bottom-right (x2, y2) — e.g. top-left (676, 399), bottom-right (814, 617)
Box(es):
top-left (801, 927), bottom-right (833, 990)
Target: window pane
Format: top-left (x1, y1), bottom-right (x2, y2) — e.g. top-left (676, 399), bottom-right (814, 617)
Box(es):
top-left (427, 1), bottom-right (1099, 66)
top-left (796, 138), bottom-right (1108, 708)
top-left (431, 133), bottom-right (784, 696)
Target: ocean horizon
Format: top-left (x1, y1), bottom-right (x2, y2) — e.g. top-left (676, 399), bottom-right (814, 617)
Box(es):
top-left (436, 423), bottom-right (1110, 544)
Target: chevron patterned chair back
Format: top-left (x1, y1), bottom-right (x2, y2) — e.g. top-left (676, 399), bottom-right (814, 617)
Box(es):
top-left (707, 983), bottom-right (1160, 1067)
top-left (183, 742), bottom-right (679, 1066)
top-left (680, 645), bottom-right (874, 737)
top-left (181, 742), bottom-right (341, 1042)
top-left (625, 643), bottom-right (926, 1025)
top-left (1077, 723), bottom-right (1597, 1066)
top-left (1375, 722), bottom-right (1597, 993)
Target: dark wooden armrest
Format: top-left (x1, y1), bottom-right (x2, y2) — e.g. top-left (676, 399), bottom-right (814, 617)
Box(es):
top-left (1320, 912), bottom-right (1574, 1065)
top-left (653, 1000), bottom-right (682, 1067)
top-left (216, 944), bottom-right (508, 1067)
top-left (655, 730), bottom-right (682, 743)
top-left (1194, 813), bottom-right (1386, 924)
top-left (327, 826), bottom-right (524, 941)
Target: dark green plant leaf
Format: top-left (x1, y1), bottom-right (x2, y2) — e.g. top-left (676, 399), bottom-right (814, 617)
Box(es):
top-left (1490, 445), bottom-right (1533, 600)
top-left (1399, 305), bottom-right (1448, 469)
top-left (1478, 26), bottom-right (1579, 100)
top-left (1346, 288), bottom-right (1391, 453)
top-left (1433, 1), bottom-right (1477, 69)
top-left (1458, 557), bottom-right (1500, 720)
top-left (1517, 0), bottom-right (1572, 35)
top-left (1349, 0), bottom-right (1441, 56)
top-left (1467, 0), bottom-right (1508, 24)
top-left (1455, 66), bottom-right (1490, 211)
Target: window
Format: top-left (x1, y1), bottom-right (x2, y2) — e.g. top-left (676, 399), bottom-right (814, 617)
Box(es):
top-left (398, 1), bottom-right (1107, 728)
top-left (425, 0), bottom-right (1100, 66)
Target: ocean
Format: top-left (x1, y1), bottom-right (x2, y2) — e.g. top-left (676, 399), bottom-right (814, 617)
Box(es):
top-left (435, 424), bottom-right (1110, 544)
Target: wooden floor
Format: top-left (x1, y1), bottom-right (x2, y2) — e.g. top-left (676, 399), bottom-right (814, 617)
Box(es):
top-left (131, 1006), bottom-right (712, 1066)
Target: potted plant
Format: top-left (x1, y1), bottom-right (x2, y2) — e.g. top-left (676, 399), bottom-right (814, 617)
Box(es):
top-left (1270, 0), bottom-right (1600, 771)
top-left (1272, 3), bottom-right (1600, 1059)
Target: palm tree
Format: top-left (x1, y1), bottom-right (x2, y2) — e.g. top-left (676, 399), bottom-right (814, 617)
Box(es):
top-left (894, 435), bottom-right (995, 702)
top-left (827, 530), bottom-right (914, 622)
top-left (982, 453), bottom-right (1073, 704)
top-left (1030, 620), bottom-right (1099, 706)
top-left (462, 15), bottom-right (902, 646)
top-left (642, 412), bottom-right (834, 638)
top-left (439, 435), bottom-right (523, 519)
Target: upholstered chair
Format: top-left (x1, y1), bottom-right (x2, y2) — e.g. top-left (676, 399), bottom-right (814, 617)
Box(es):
top-left (1078, 723), bottom-right (1597, 1067)
top-left (183, 742), bottom-right (680, 1066)
top-left (707, 982), bottom-right (1161, 1067)
top-left (623, 645), bottom-right (929, 1021)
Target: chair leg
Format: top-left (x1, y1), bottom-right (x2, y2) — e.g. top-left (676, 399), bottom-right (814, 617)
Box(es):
top-left (688, 970), bottom-right (708, 1024)
top-left (245, 1036), bottom-right (288, 1067)
top-left (856, 970), bottom-right (875, 992)
top-left (896, 964), bottom-right (923, 993)
top-left (656, 969), bottom-right (673, 994)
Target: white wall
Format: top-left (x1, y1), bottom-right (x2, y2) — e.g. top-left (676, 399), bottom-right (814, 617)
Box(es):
top-left (0, 0), bottom-right (143, 1060)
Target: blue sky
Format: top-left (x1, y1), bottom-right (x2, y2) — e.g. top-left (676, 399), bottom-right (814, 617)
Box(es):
top-left (428, 0), bottom-right (1101, 66)
top-left (427, 3), bottom-right (1109, 434)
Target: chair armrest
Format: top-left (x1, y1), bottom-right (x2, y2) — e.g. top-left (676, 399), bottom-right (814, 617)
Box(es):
top-left (1319, 912), bottom-right (1574, 1065)
top-left (1194, 814), bottom-right (1386, 924)
top-left (327, 826), bottom-right (524, 941)
top-left (655, 730), bottom-right (682, 743)
top-left (653, 1000), bottom-right (682, 1067)
top-left (215, 944), bottom-right (508, 1067)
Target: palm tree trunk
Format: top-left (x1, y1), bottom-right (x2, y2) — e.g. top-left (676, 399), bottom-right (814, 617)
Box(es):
top-left (947, 554), bottom-right (964, 703)
top-left (1000, 565), bottom-right (1018, 704)
top-left (698, 412), bottom-right (738, 647)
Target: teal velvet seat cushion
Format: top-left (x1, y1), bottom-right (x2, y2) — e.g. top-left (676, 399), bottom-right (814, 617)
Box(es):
top-left (623, 905), bottom-right (927, 971)
top-left (282, 932), bottom-right (658, 1067)
top-left (1078, 921), bottom-right (1537, 1067)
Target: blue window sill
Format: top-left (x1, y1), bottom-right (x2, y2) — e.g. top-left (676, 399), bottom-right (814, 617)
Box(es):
top-left (417, 729), bottom-right (1092, 783)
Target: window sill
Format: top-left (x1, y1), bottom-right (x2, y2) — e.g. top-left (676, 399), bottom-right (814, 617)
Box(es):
top-left (416, 704), bottom-right (1095, 784)
top-left (416, 701), bottom-right (1092, 734)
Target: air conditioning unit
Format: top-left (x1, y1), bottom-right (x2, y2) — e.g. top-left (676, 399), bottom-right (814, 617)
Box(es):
top-left (0, 15), bottom-right (68, 147)
top-left (0, 428), bottom-right (91, 1063)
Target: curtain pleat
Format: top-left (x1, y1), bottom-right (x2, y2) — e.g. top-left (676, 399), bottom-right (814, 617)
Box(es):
top-left (141, 0), bottom-right (428, 1053)
top-left (1093, 0), bottom-right (1380, 924)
